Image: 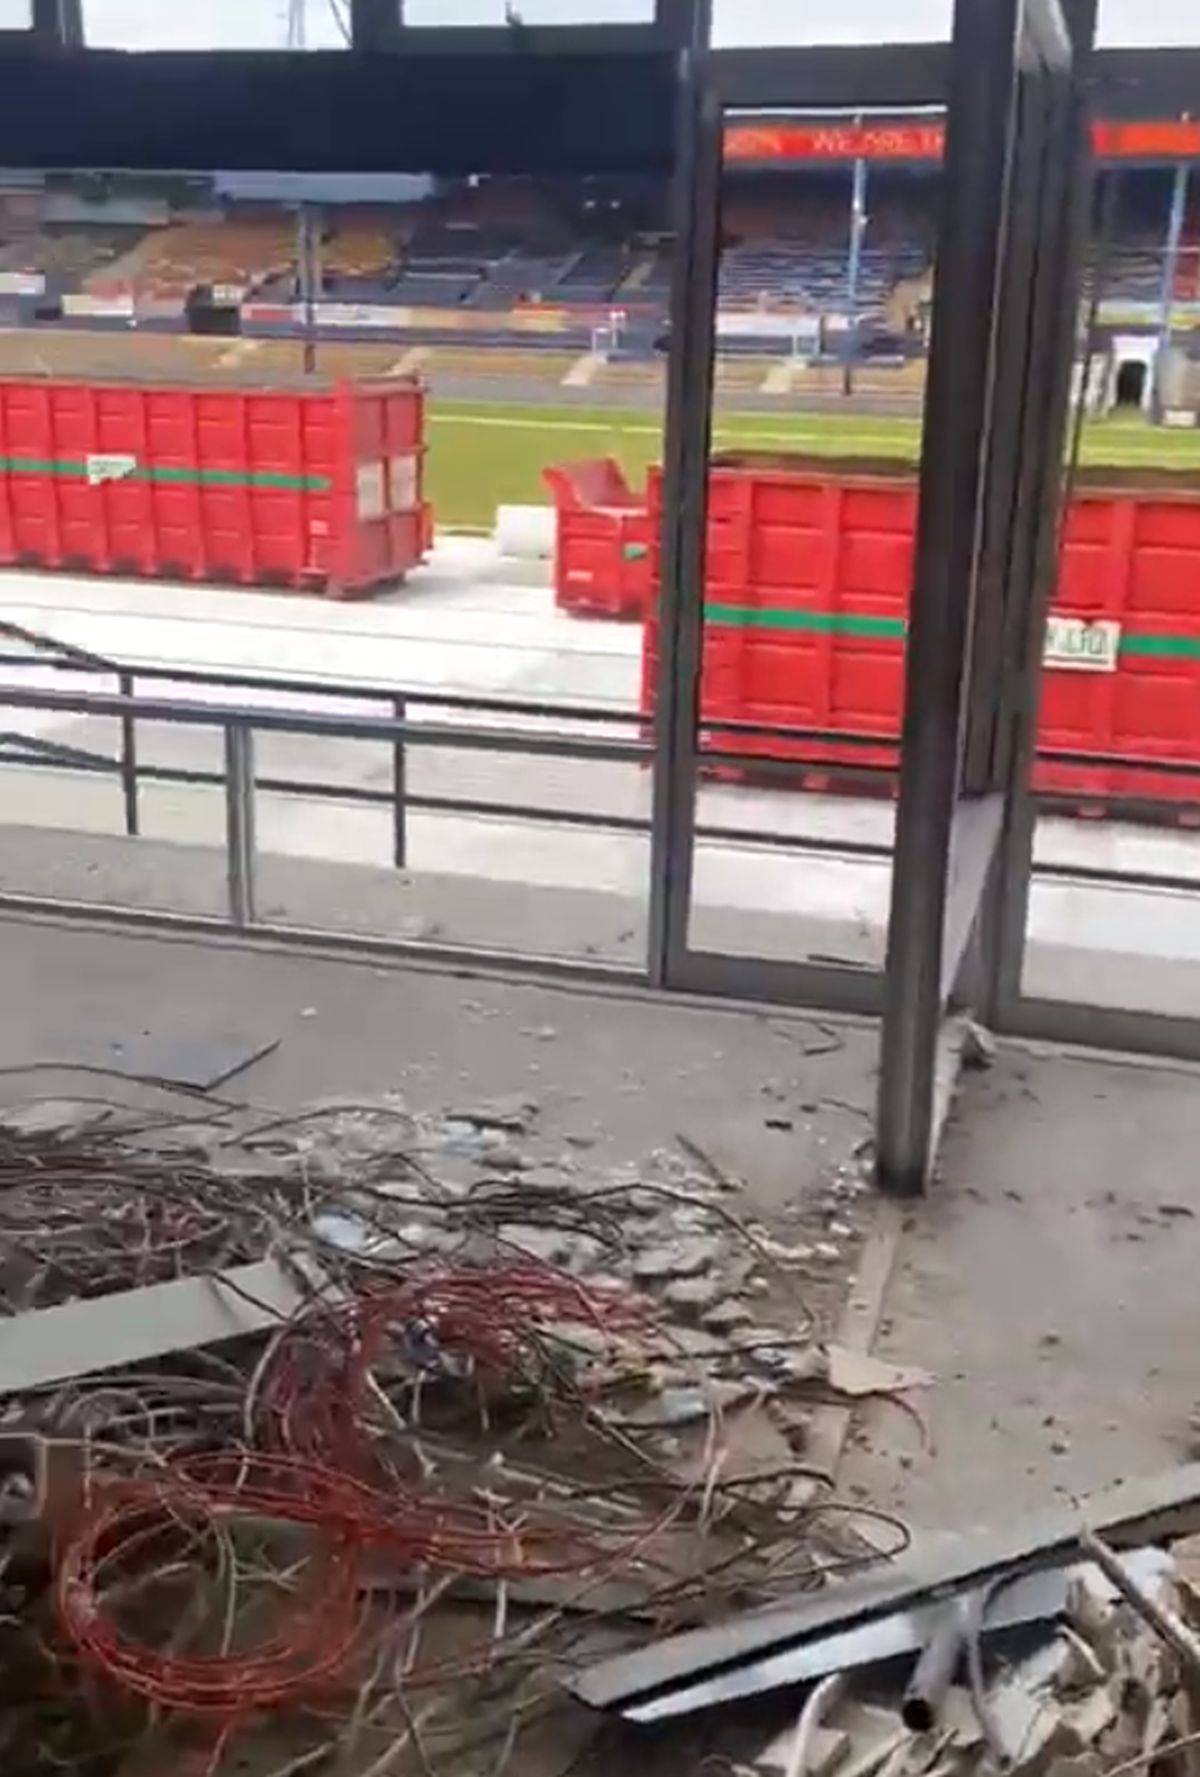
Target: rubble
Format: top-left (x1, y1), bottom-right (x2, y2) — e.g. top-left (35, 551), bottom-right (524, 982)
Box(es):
top-left (665, 1275), bottom-right (727, 1317)
top-left (0, 1081), bottom-right (889, 1777)
top-left (704, 1298), bottom-right (758, 1333)
top-left (631, 1235), bottom-right (724, 1281)
top-left (824, 1345), bottom-right (935, 1398)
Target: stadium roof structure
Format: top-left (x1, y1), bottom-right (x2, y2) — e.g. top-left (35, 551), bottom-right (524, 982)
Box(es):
top-left (716, 43), bottom-right (1200, 165)
top-left (713, 41), bottom-right (1200, 117)
top-left (0, 22), bottom-right (1195, 178)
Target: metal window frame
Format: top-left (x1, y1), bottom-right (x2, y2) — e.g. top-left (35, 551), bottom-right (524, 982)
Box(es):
top-left (389, 0), bottom-right (709, 53)
top-left (982, 12), bottom-right (1200, 1068)
top-left (873, 0), bottom-right (1094, 1194)
top-left (0, 47), bottom-right (683, 176)
top-left (28, 0), bottom-right (82, 46)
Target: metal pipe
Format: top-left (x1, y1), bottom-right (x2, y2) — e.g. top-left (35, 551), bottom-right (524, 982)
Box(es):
top-left (117, 670), bottom-right (139, 838)
top-left (224, 725), bottom-right (257, 930)
top-left (902, 1596), bottom-right (973, 1732)
top-left (392, 695), bottom-right (407, 869)
top-left (785, 1673), bottom-right (845, 1777)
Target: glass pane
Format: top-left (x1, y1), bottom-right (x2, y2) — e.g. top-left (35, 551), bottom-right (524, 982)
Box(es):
top-left (683, 105), bottom-right (940, 972)
top-left (1020, 159), bottom-right (1200, 1021)
top-left (711, 0), bottom-right (951, 47)
top-left (81, 0), bottom-right (348, 49)
top-left (403, 0), bottom-right (652, 22)
top-left (0, 145), bottom-right (666, 964)
top-left (707, 0), bottom-right (1200, 50)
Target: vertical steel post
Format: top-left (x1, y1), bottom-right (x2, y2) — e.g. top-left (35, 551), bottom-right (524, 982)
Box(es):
top-left (984, 0), bottom-right (1101, 1030)
top-left (118, 670), bottom-right (139, 838)
top-left (1154, 161), bottom-right (1190, 417)
top-left (646, 54), bottom-right (722, 988)
top-left (350, 0), bottom-right (398, 49)
top-left (224, 725), bottom-right (257, 930)
top-left (392, 696), bottom-right (407, 870)
top-left (31, 0), bottom-right (82, 44)
top-left (843, 152), bottom-right (868, 398)
top-left (875, 0), bottom-right (1022, 1196)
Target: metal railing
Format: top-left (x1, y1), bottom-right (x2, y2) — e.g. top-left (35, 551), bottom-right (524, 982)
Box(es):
top-left (0, 625), bottom-right (906, 945)
top-left (3, 623), bottom-right (1200, 957)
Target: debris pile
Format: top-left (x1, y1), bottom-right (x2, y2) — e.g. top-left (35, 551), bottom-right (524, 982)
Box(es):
top-left (742, 1541), bottom-right (1200, 1777)
top-left (0, 1089), bottom-right (1193, 1777)
top-left (0, 1089), bottom-right (894, 1777)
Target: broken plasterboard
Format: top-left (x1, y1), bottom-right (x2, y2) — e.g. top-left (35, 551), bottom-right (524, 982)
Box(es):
top-left (0, 1258), bottom-right (325, 1396)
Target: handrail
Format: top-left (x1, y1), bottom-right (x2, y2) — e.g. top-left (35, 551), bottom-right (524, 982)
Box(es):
top-left (0, 665), bottom-right (1197, 949)
top-left (0, 619), bottom-right (119, 675)
top-left (0, 682), bottom-right (647, 760)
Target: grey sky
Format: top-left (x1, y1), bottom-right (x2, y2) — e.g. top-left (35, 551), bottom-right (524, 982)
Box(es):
top-left (0, 0), bottom-right (1194, 48)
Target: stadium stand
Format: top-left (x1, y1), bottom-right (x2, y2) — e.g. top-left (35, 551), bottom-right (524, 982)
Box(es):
top-left (557, 245), bottom-right (628, 303)
top-left (0, 222), bottom-right (145, 290)
top-left (469, 254), bottom-right (574, 308)
top-left (8, 161), bottom-right (1194, 374)
top-left (95, 216), bottom-right (293, 296)
top-left (320, 212), bottom-right (398, 294)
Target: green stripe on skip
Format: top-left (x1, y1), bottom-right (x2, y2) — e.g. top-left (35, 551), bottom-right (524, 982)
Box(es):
top-left (0, 455), bottom-right (329, 492)
top-left (1119, 633), bottom-right (1200, 660)
top-left (704, 601), bottom-right (1200, 660)
top-left (705, 603), bottom-right (906, 641)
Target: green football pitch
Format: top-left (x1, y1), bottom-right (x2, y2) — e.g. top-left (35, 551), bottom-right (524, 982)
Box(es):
top-left (424, 399), bottom-right (1200, 531)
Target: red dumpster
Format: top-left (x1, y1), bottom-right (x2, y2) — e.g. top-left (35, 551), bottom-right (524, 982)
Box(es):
top-left (543, 456), bottom-right (651, 619)
top-left (642, 453), bottom-right (1200, 816)
top-left (1039, 482), bottom-right (1200, 810)
top-left (0, 372), bottom-right (431, 599)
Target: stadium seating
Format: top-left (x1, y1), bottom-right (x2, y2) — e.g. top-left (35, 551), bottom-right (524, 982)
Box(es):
top-left (0, 224), bottom-right (146, 291)
top-left (718, 239), bottom-right (929, 321)
top-left (320, 214), bottom-right (398, 294)
top-left (95, 217), bottom-right (294, 296)
top-left (469, 254), bottom-right (573, 309)
top-left (557, 245), bottom-right (628, 304)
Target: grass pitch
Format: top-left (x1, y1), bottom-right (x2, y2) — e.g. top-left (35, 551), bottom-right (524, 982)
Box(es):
top-left (425, 400), bottom-right (1200, 530)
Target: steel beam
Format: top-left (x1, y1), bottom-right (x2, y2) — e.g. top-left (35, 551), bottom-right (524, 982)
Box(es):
top-left (712, 43), bottom-right (949, 111)
top-left (647, 53), bottom-right (721, 988)
top-left (349, 0), bottom-right (397, 50)
top-left (29, 0), bottom-right (82, 46)
top-left (0, 50), bottom-right (680, 176)
top-left (986, 0), bottom-right (1106, 1042)
top-left (875, 0), bottom-right (1023, 1196)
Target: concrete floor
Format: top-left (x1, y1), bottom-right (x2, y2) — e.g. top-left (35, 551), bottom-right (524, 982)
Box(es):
top-left (842, 1044), bottom-right (1200, 1530)
top-left (0, 910), bottom-right (877, 1217)
top-left (3, 905), bottom-right (1199, 1546)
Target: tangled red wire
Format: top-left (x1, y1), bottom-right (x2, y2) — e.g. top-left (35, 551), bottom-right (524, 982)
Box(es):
top-left (58, 1452), bottom-right (369, 1716)
top-left (57, 1262), bottom-right (657, 1723)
